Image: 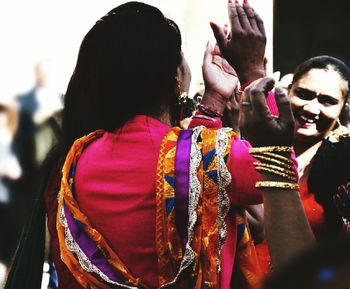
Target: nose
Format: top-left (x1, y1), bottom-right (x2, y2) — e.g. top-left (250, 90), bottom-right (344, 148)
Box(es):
top-left (303, 98), bottom-right (321, 116)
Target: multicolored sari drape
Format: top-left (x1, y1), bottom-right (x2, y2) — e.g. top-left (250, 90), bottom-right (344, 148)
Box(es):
top-left (56, 127), bottom-right (261, 289)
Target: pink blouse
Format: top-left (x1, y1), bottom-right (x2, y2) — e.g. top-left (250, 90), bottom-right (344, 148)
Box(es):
top-left (46, 115), bottom-right (262, 289)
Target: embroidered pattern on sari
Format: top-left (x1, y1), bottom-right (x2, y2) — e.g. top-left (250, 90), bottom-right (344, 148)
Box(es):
top-left (234, 207), bottom-right (262, 289)
top-left (56, 127), bottom-right (261, 289)
top-left (156, 127), bottom-right (236, 289)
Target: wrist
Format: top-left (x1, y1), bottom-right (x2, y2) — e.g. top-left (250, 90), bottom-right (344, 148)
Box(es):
top-left (200, 90), bottom-right (228, 117)
top-left (238, 68), bottom-right (265, 84)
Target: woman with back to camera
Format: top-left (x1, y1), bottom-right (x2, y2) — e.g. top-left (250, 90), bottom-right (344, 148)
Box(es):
top-left (5, 1), bottom-right (313, 289)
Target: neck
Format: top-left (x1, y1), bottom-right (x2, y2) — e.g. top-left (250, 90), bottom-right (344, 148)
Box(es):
top-left (155, 111), bottom-right (171, 125)
top-left (294, 138), bottom-right (323, 157)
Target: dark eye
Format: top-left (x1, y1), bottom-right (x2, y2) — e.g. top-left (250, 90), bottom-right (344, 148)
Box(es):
top-left (295, 89), bottom-right (313, 100)
top-left (318, 95), bottom-right (338, 106)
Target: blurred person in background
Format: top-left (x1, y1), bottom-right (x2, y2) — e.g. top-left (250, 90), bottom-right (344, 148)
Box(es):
top-left (7, 60), bottom-right (63, 287)
top-left (14, 59), bottom-right (62, 170)
top-left (0, 97), bottom-right (21, 284)
top-left (12, 58), bottom-right (62, 224)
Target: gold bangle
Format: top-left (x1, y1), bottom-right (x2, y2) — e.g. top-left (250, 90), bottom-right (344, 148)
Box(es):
top-left (251, 154), bottom-right (294, 169)
top-left (254, 166), bottom-right (297, 181)
top-left (254, 162), bottom-right (295, 176)
top-left (251, 151), bottom-right (294, 165)
top-left (255, 181), bottom-right (299, 190)
top-left (249, 146), bottom-right (292, 153)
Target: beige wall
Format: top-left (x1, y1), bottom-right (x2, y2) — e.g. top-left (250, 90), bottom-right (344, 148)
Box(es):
top-left (0, 0), bottom-right (273, 99)
top-left (182, 0), bottom-right (274, 95)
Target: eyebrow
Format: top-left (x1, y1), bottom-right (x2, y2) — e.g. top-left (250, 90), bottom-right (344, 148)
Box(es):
top-left (295, 87), bottom-right (339, 103)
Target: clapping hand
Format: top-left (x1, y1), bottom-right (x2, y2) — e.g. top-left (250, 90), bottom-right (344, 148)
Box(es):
top-left (202, 42), bottom-right (239, 100)
top-left (210, 0), bottom-right (266, 84)
top-left (240, 77), bottom-right (294, 147)
top-left (200, 42), bottom-right (239, 114)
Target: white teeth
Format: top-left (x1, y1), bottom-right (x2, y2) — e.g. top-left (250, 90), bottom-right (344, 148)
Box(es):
top-left (300, 115), bottom-right (314, 123)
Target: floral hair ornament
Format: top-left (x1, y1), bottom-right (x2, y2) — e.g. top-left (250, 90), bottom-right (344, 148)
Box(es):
top-left (176, 92), bottom-right (197, 122)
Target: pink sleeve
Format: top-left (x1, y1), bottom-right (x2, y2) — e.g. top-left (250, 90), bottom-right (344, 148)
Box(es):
top-left (189, 113), bottom-right (263, 205)
top-left (227, 138), bottom-right (263, 205)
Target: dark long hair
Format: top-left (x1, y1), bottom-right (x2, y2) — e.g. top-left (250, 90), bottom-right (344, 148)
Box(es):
top-left (291, 55), bottom-right (350, 125)
top-left (60, 1), bottom-right (182, 159)
top-left (308, 137), bottom-right (350, 231)
top-left (5, 5), bottom-right (182, 287)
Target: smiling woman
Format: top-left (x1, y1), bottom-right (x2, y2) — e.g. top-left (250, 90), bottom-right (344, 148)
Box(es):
top-left (289, 60), bottom-right (349, 146)
top-left (288, 55), bottom-right (350, 239)
top-left (254, 56), bottom-right (350, 274)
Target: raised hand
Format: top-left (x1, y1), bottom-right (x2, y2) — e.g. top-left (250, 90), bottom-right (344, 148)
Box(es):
top-left (333, 183), bottom-right (350, 223)
top-left (200, 42), bottom-right (239, 115)
top-left (210, 0), bottom-right (266, 84)
top-left (240, 77), bottom-right (295, 147)
top-left (202, 42), bottom-right (239, 100)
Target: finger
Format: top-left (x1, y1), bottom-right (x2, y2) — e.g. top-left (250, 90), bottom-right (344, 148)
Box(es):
top-left (223, 24), bottom-right (229, 36)
top-left (338, 184), bottom-right (347, 195)
top-left (240, 86), bottom-right (253, 125)
top-left (202, 41), bottom-right (213, 68)
top-left (212, 43), bottom-right (223, 56)
top-left (243, 0), bottom-right (258, 30)
top-left (249, 77), bottom-right (274, 118)
top-left (337, 185), bottom-right (350, 208)
top-left (339, 184), bottom-right (350, 202)
top-left (274, 85), bottom-right (294, 125)
top-left (254, 10), bottom-right (266, 35)
top-left (333, 193), bottom-right (344, 214)
top-left (228, 2), bottom-right (242, 32)
top-left (210, 22), bottom-right (227, 53)
top-left (235, 2), bottom-right (251, 30)
top-left (232, 90), bottom-right (239, 108)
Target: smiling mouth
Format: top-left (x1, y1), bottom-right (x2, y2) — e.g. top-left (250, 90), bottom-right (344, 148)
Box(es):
top-left (296, 114), bottom-right (318, 128)
top-left (299, 115), bottom-right (315, 124)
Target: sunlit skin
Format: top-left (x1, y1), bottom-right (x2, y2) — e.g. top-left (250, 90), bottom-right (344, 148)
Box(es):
top-left (289, 68), bottom-right (347, 149)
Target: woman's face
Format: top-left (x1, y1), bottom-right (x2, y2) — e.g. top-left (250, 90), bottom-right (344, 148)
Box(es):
top-left (289, 68), bottom-right (347, 143)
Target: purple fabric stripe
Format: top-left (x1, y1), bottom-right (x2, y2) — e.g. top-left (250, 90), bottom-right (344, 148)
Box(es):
top-left (174, 129), bottom-right (192, 250)
top-left (63, 202), bottom-right (121, 282)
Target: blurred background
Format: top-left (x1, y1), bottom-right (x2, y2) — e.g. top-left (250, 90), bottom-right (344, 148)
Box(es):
top-left (0, 0), bottom-right (348, 287)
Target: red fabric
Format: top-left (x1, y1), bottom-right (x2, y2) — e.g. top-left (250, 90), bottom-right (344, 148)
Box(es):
top-left (45, 115), bottom-right (263, 288)
top-left (254, 172), bottom-right (329, 277)
top-left (299, 180), bottom-right (328, 239)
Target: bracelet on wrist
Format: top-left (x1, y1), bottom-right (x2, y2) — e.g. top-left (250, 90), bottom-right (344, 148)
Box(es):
top-left (197, 103), bottom-right (223, 118)
top-left (249, 146), bottom-right (293, 153)
top-left (249, 146), bottom-right (298, 190)
top-left (255, 181), bottom-right (299, 191)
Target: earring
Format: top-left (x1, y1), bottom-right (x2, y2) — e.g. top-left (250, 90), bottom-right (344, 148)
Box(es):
top-left (329, 119), bottom-right (349, 142)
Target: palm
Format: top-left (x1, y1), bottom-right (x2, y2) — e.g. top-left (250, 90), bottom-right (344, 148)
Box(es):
top-left (202, 44), bottom-right (238, 100)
